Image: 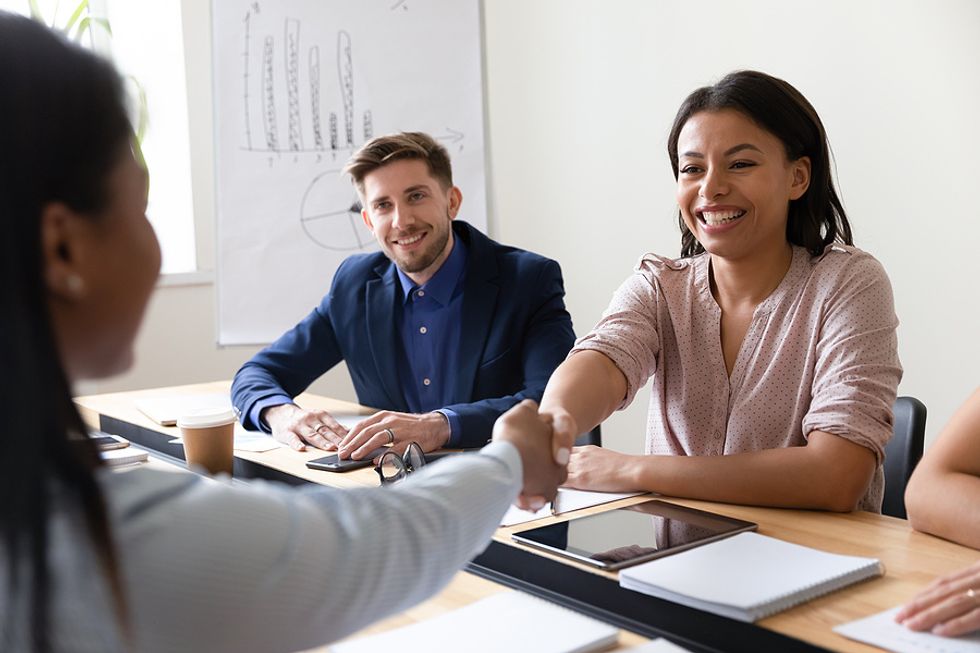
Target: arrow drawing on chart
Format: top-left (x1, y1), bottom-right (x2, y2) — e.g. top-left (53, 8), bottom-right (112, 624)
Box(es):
top-left (435, 128), bottom-right (464, 144)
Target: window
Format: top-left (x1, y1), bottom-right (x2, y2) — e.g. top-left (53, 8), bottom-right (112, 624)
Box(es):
top-left (1, 0), bottom-right (197, 274)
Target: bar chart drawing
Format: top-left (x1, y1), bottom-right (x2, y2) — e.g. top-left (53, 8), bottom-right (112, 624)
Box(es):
top-left (240, 16), bottom-right (368, 156)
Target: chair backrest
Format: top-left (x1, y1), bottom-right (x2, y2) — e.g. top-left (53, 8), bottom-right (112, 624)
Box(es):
top-left (882, 396), bottom-right (927, 519)
top-left (574, 425), bottom-right (602, 447)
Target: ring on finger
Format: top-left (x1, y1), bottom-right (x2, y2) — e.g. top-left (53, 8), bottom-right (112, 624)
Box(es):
top-left (967, 588), bottom-right (978, 602)
top-left (383, 428), bottom-right (395, 445)
top-left (313, 423), bottom-right (330, 435)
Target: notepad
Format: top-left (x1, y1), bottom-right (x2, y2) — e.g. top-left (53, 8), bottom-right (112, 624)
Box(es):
top-left (619, 532), bottom-right (883, 622)
top-left (330, 590), bottom-right (619, 653)
top-left (134, 394), bottom-right (231, 426)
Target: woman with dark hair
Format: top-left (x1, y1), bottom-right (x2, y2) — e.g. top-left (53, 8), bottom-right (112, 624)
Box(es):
top-left (539, 70), bottom-right (901, 512)
top-left (0, 13), bottom-right (562, 652)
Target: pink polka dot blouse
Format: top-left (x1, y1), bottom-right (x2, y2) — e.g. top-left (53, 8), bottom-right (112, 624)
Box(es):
top-left (572, 244), bottom-right (902, 512)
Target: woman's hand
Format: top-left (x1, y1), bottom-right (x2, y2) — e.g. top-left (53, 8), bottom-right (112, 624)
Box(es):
top-left (895, 560), bottom-right (980, 637)
top-left (565, 445), bottom-right (642, 492)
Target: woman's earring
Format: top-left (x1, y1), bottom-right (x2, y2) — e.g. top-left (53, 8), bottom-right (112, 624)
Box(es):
top-left (65, 273), bottom-right (85, 296)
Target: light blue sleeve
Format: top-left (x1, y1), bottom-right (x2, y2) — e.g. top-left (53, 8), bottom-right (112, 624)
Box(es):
top-left (106, 441), bottom-right (522, 653)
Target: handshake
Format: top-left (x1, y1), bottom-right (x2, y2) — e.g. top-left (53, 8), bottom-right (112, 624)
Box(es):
top-left (491, 400), bottom-right (577, 512)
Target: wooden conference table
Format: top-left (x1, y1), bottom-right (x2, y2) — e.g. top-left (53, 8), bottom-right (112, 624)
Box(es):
top-left (75, 381), bottom-right (978, 653)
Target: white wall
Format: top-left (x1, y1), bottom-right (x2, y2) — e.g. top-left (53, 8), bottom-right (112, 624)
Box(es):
top-left (81, 0), bottom-right (980, 456)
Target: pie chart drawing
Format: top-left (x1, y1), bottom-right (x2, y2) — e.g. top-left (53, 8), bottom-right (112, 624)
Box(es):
top-left (299, 170), bottom-right (377, 251)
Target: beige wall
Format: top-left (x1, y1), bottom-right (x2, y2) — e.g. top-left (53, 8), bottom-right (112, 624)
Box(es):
top-left (81, 0), bottom-right (980, 456)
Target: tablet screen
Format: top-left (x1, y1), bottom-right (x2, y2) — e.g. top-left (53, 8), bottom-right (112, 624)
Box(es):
top-left (511, 499), bottom-right (757, 570)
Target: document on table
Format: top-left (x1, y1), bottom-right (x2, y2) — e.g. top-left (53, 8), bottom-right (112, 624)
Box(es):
top-left (231, 424), bottom-right (283, 452)
top-left (834, 607), bottom-right (980, 652)
top-left (501, 488), bottom-right (645, 526)
top-left (329, 412), bottom-right (373, 430)
top-left (169, 416), bottom-right (372, 453)
top-left (168, 423), bottom-right (284, 453)
top-left (330, 590), bottom-right (618, 653)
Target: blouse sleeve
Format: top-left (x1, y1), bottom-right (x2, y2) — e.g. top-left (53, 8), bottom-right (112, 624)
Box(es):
top-left (107, 441), bottom-right (521, 652)
top-left (571, 255), bottom-right (664, 409)
top-left (801, 252), bottom-right (903, 463)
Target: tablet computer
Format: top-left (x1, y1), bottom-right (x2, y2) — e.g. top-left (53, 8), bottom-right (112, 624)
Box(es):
top-left (511, 499), bottom-right (757, 570)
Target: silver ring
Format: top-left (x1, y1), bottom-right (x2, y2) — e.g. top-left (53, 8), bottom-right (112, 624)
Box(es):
top-left (384, 428), bottom-right (395, 445)
top-left (313, 423), bottom-right (329, 434)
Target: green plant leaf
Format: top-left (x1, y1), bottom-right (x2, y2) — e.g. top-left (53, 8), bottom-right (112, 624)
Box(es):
top-left (27, 0), bottom-right (45, 22)
top-left (128, 75), bottom-right (149, 143)
top-left (73, 15), bottom-right (111, 42)
top-left (63, 0), bottom-right (90, 34)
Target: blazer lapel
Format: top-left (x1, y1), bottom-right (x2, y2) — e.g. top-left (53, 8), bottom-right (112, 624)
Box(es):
top-left (365, 263), bottom-right (409, 411)
top-left (454, 224), bottom-right (500, 401)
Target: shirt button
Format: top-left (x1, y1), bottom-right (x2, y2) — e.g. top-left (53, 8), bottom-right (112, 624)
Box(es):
top-left (419, 326), bottom-right (427, 334)
top-left (423, 378), bottom-right (431, 386)
top-left (417, 290), bottom-right (425, 298)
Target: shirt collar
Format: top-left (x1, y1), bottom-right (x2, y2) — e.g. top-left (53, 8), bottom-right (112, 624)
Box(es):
top-left (396, 234), bottom-right (468, 306)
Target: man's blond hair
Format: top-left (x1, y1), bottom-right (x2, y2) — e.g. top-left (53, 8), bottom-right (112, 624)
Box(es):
top-left (343, 132), bottom-right (453, 196)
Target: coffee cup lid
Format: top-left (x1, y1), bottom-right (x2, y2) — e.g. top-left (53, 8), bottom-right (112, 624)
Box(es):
top-left (176, 407), bottom-right (236, 429)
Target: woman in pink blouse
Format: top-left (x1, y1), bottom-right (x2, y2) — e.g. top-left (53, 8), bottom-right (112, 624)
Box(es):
top-left (541, 70), bottom-right (902, 512)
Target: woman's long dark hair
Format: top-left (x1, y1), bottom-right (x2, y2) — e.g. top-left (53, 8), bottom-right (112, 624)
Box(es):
top-left (667, 70), bottom-right (853, 258)
top-left (0, 12), bottom-right (132, 649)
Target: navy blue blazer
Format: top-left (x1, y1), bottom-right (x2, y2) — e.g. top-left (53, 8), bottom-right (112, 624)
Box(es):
top-left (231, 221), bottom-right (575, 448)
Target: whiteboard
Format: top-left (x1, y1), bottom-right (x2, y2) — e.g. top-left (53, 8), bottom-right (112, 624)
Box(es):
top-left (212, 0), bottom-right (487, 345)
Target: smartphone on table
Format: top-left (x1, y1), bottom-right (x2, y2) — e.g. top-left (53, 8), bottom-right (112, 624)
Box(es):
top-left (306, 446), bottom-right (390, 472)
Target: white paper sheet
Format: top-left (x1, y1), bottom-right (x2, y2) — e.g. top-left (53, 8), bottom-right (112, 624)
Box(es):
top-left (834, 606), bottom-right (980, 652)
top-left (232, 423), bottom-right (285, 452)
top-left (501, 489), bottom-right (645, 527)
top-left (169, 423), bottom-right (285, 453)
top-left (330, 590), bottom-right (618, 653)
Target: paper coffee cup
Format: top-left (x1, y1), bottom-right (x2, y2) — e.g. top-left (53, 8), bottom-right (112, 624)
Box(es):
top-left (177, 407), bottom-right (236, 476)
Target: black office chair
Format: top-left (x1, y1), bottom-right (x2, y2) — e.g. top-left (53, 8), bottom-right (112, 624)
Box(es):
top-left (574, 425), bottom-right (602, 447)
top-left (882, 396), bottom-right (927, 519)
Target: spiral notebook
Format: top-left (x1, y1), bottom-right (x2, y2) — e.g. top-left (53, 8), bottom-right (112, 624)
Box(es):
top-left (619, 532), bottom-right (883, 622)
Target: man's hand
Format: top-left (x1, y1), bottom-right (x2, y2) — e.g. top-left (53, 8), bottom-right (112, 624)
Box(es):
top-left (263, 404), bottom-right (348, 452)
top-left (896, 560), bottom-right (980, 636)
top-left (492, 400), bottom-right (568, 511)
top-left (338, 410), bottom-right (451, 460)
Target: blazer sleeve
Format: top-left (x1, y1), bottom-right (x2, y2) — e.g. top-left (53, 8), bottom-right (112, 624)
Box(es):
top-left (231, 289), bottom-right (345, 433)
top-left (443, 258), bottom-right (575, 447)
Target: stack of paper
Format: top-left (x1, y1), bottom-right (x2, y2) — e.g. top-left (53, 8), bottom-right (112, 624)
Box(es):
top-left (619, 532), bottom-right (883, 622)
top-left (331, 590), bottom-right (619, 653)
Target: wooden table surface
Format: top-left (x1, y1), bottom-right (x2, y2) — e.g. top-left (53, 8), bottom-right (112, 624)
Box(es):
top-left (77, 381), bottom-right (979, 653)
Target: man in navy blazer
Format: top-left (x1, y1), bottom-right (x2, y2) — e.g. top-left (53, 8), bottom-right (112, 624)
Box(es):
top-left (231, 132), bottom-right (575, 458)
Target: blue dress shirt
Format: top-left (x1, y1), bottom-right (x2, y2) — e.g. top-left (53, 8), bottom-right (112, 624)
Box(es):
top-left (249, 237), bottom-right (470, 444)
top-left (394, 236), bottom-right (467, 444)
